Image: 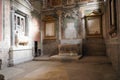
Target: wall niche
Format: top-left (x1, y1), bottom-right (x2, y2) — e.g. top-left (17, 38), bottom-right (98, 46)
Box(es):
top-left (43, 15), bottom-right (57, 40)
top-left (62, 8), bottom-right (82, 39)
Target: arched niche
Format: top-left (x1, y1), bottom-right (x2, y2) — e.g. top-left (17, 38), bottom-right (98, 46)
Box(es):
top-left (42, 16), bottom-right (57, 40)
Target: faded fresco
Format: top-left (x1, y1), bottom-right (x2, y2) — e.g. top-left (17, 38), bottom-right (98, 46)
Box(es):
top-left (40, 0), bottom-right (103, 55)
top-left (62, 8), bottom-right (82, 39)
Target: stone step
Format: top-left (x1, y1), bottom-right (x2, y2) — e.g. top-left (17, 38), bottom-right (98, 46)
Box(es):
top-left (83, 38), bottom-right (106, 56)
top-left (33, 55), bottom-right (82, 61)
top-left (33, 56), bottom-right (110, 64)
top-left (84, 52), bottom-right (106, 56)
top-left (84, 40), bottom-right (105, 44)
top-left (85, 47), bottom-right (106, 51)
top-left (85, 44), bottom-right (105, 48)
top-left (50, 55), bottom-right (82, 61)
top-left (84, 38), bottom-right (105, 44)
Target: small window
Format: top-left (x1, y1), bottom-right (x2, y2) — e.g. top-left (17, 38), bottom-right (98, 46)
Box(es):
top-left (14, 13), bottom-right (26, 35)
top-left (17, 17), bottom-right (20, 25)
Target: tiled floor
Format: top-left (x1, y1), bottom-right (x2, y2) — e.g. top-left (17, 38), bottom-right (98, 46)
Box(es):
top-left (0, 56), bottom-right (117, 80)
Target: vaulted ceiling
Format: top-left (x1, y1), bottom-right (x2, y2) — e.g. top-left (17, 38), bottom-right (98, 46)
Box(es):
top-left (29, 0), bottom-right (104, 13)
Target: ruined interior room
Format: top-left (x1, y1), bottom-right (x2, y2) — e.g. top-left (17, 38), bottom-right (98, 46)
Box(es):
top-left (0, 0), bottom-right (120, 80)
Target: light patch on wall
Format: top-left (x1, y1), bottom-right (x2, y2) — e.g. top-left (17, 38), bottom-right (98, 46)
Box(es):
top-left (87, 18), bottom-right (100, 34)
top-left (45, 22), bottom-right (55, 36)
top-left (30, 18), bottom-right (40, 41)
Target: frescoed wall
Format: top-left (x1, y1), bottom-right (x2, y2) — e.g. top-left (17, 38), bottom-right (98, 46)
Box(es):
top-left (40, 0), bottom-right (104, 56)
top-left (62, 8), bottom-right (81, 39)
top-left (0, 0), bottom-right (105, 68)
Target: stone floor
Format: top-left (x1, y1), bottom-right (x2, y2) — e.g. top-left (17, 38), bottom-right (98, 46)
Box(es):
top-left (0, 56), bottom-right (117, 80)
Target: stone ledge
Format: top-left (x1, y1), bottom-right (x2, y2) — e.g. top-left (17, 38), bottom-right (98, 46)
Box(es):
top-left (10, 46), bottom-right (32, 51)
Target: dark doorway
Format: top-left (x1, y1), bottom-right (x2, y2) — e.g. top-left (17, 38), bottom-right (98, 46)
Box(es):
top-left (34, 41), bottom-right (38, 57)
top-left (34, 41), bottom-right (41, 57)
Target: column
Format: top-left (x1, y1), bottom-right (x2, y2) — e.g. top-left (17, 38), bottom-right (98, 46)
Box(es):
top-left (56, 10), bottom-right (62, 55)
top-left (8, 6), bottom-right (16, 66)
top-left (10, 7), bottom-right (15, 46)
top-left (40, 15), bottom-right (44, 56)
top-left (56, 10), bottom-right (62, 40)
top-left (42, 0), bottom-right (46, 9)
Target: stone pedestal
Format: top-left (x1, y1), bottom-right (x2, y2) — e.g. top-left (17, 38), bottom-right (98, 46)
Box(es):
top-left (8, 46), bottom-right (33, 66)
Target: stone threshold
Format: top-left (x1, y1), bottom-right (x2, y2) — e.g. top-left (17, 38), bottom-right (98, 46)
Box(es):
top-left (33, 55), bottom-right (82, 61)
top-left (33, 55), bottom-right (111, 64)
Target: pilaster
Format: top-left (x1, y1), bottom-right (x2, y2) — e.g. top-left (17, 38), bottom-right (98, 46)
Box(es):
top-left (56, 10), bottom-right (62, 40)
top-left (10, 6), bottom-right (16, 46)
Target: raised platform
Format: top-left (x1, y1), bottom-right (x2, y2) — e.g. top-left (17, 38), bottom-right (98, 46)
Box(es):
top-left (58, 39), bottom-right (82, 56)
top-left (33, 55), bottom-right (82, 61)
top-left (50, 55), bottom-right (82, 61)
top-left (33, 56), bottom-right (111, 64)
top-left (9, 46), bottom-right (33, 66)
